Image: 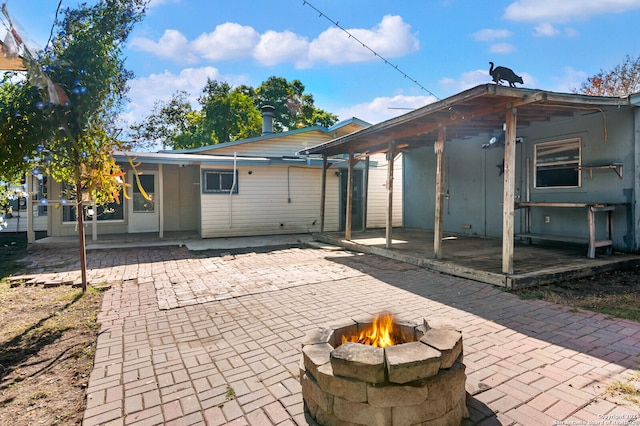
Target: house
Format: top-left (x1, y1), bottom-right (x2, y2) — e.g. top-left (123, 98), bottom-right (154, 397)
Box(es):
top-left (0, 40), bottom-right (26, 71)
top-left (26, 106), bottom-right (403, 242)
top-left (302, 84), bottom-right (640, 274)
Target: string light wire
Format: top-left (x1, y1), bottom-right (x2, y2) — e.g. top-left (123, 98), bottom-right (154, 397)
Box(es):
top-left (300, 0), bottom-right (439, 100)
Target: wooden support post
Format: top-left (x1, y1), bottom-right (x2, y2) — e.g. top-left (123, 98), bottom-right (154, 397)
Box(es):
top-left (345, 151), bottom-right (354, 240)
top-left (26, 174), bottom-right (35, 244)
top-left (502, 108), bottom-right (517, 274)
top-left (320, 154), bottom-right (327, 233)
top-left (588, 207), bottom-right (596, 259)
top-left (158, 164), bottom-right (164, 239)
top-left (363, 156), bottom-right (370, 232)
top-left (434, 127), bottom-right (446, 259)
top-left (385, 141), bottom-right (395, 248)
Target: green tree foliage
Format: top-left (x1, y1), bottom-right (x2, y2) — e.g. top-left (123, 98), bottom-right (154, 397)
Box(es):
top-left (255, 76), bottom-right (338, 131)
top-left (131, 76), bottom-right (338, 150)
top-left (199, 79), bottom-right (261, 146)
top-left (0, 74), bottom-right (49, 179)
top-left (577, 54), bottom-right (640, 97)
top-left (0, 0), bottom-right (148, 290)
top-left (130, 91), bottom-right (204, 149)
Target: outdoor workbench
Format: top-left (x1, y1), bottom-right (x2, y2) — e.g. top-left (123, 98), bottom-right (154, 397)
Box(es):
top-left (514, 202), bottom-right (624, 258)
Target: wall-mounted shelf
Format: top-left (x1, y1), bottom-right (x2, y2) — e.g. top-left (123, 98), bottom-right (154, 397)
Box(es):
top-left (577, 163), bottom-right (623, 179)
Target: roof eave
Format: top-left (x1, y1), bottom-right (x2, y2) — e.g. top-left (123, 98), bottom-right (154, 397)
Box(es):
top-left (301, 84), bottom-right (632, 156)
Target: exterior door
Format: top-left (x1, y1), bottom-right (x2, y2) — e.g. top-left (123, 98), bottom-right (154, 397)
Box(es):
top-left (128, 172), bottom-right (159, 233)
top-left (339, 169), bottom-right (364, 231)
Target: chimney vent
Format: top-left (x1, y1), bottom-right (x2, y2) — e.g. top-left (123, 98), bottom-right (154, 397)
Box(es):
top-left (261, 105), bottom-right (275, 136)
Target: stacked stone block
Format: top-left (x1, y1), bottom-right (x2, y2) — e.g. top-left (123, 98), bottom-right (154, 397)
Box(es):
top-left (300, 318), bottom-right (468, 426)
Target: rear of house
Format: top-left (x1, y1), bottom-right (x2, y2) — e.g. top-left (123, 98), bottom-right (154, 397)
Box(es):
top-left (28, 111), bottom-right (402, 241)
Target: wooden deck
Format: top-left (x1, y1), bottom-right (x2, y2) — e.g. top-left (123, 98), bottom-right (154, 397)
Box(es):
top-left (316, 228), bottom-right (640, 289)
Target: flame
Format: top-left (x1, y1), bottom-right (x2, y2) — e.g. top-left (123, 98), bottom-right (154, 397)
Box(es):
top-left (342, 313), bottom-right (397, 348)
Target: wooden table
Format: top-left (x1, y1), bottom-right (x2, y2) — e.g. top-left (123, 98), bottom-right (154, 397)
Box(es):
top-left (515, 202), bottom-right (622, 258)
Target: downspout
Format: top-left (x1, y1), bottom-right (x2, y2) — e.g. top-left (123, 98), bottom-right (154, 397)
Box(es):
top-left (229, 152), bottom-right (237, 228)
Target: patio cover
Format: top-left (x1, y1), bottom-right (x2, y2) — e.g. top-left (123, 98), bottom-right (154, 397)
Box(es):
top-left (301, 84), bottom-right (632, 275)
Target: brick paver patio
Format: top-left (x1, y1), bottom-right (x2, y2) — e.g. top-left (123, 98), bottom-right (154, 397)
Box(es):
top-left (22, 244), bottom-right (640, 425)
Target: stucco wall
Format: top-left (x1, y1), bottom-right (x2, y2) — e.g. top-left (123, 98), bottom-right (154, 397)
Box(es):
top-left (403, 105), bottom-right (636, 252)
top-left (366, 153), bottom-right (403, 228)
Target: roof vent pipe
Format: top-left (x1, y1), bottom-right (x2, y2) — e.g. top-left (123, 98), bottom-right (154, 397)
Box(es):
top-left (261, 105), bottom-right (275, 136)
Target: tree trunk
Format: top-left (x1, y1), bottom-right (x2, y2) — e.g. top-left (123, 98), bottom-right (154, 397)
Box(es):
top-left (76, 181), bottom-right (88, 292)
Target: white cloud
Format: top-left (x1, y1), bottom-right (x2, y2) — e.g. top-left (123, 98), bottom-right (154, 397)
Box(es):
top-left (504, 0), bottom-right (640, 23)
top-left (550, 66), bottom-right (588, 92)
top-left (130, 29), bottom-right (198, 64)
top-left (193, 23), bottom-right (260, 61)
top-left (533, 23), bottom-right (560, 37)
top-left (439, 67), bottom-right (533, 92)
top-left (131, 15), bottom-right (419, 68)
top-left (439, 69), bottom-right (492, 93)
top-left (122, 67), bottom-right (230, 127)
top-left (253, 30), bottom-right (309, 67)
top-left (308, 15), bottom-right (420, 67)
top-left (472, 29), bottom-right (512, 42)
top-left (336, 93), bottom-right (436, 124)
top-left (489, 43), bottom-right (517, 54)
top-left (564, 27), bottom-right (579, 37)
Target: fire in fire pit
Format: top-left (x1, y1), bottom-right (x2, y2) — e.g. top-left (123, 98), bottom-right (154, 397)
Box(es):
top-left (300, 314), bottom-right (468, 426)
top-left (342, 312), bottom-right (411, 348)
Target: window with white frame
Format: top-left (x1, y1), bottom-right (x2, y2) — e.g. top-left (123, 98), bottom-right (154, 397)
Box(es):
top-left (37, 176), bottom-right (47, 216)
top-left (534, 138), bottom-right (581, 188)
top-left (202, 170), bottom-right (238, 193)
top-left (62, 185), bottom-right (124, 222)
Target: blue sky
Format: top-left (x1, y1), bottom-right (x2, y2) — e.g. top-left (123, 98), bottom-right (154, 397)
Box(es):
top-left (4, 0), bottom-right (640, 135)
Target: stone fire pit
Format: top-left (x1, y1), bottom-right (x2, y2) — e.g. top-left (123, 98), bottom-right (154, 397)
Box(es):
top-left (300, 316), bottom-right (468, 426)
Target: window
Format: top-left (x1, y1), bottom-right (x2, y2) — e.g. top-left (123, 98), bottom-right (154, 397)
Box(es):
top-left (202, 170), bottom-right (238, 193)
top-left (62, 187), bottom-right (124, 223)
top-left (534, 138), bottom-right (581, 188)
top-left (132, 174), bottom-right (155, 213)
top-left (37, 176), bottom-right (47, 216)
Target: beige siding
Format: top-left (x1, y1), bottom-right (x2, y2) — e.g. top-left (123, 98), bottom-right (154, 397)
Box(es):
top-left (366, 153), bottom-right (403, 228)
top-left (199, 131), bottom-right (332, 158)
top-left (201, 165), bottom-right (339, 238)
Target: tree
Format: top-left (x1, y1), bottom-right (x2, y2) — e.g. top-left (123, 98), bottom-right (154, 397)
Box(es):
top-left (0, 0), bottom-right (148, 291)
top-left (130, 90), bottom-right (205, 150)
top-left (199, 79), bottom-right (261, 144)
top-left (255, 76), bottom-right (338, 131)
top-left (577, 54), bottom-right (640, 97)
top-left (131, 76), bottom-right (339, 150)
